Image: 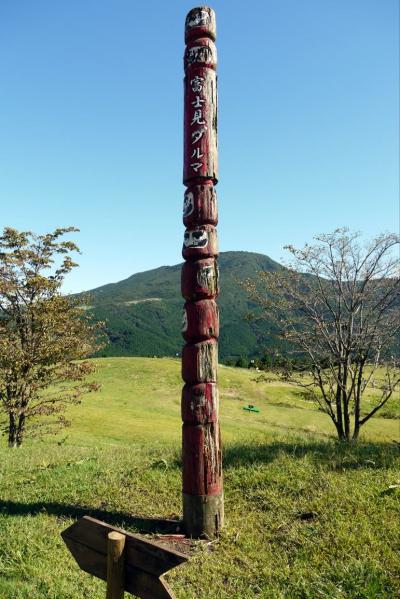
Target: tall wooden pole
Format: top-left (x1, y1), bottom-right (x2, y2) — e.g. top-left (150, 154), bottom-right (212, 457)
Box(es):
top-left (181, 6), bottom-right (223, 538)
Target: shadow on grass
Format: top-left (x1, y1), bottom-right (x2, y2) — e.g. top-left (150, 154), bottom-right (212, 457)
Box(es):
top-left (222, 439), bottom-right (399, 470)
top-left (0, 500), bottom-right (182, 533)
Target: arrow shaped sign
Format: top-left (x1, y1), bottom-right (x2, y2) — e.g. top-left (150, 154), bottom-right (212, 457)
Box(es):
top-left (61, 516), bottom-right (188, 599)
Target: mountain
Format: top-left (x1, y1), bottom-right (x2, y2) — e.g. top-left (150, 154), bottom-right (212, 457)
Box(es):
top-left (81, 251), bottom-right (282, 362)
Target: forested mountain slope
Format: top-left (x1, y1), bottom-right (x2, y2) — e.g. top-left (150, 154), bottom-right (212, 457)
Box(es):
top-left (81, 251), bottom-right (282, 361)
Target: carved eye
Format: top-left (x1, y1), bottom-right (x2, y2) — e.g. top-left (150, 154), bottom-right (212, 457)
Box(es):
top-left (193, 231), bottom-right (203, 239)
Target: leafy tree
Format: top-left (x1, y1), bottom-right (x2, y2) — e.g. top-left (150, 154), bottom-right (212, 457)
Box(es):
top-left (246, 229), bottom-right (400, 441)
top-left (0, 227), bottom-right (103, 447)
top-left (235, 356), bottom-right (248, 368)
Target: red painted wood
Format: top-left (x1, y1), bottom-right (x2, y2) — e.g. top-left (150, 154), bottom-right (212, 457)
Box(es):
top-left (182, 299), bottom-right (219, 342)
top-left (182, 339), bottom-right (218, 384)
top-left (182, 224), bottom-right (218, 261)
top-left (182, 7), bottom-right (223, 535)
top-left (181, 383), bottom-right (218, 424)
top-left (183, 66), bottom-right (217, 185)
top-left (183, 183), bottom-right (218, 228)
top-left (182, 423), bottom-right (222, 495)
top-left (181, 257), bottom-right (219, 300)
top-left (185, 7), bottom-right (216, 44)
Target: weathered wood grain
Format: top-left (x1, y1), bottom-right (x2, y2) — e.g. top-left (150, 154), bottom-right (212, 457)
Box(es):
top-left (182, 493), bottom-right (224, 539)
top-left (181, 257), bottom-right (219, 300)
top-left (181, 382), bottom-right (218, 424)
top-left (106, 532), bottom-right (125, 599)
top-left (182, 339), bottom-right (218, 384)
top-left (182, 299), bottom-right (219, 342)
top-left (182, 423), bottom-right (222, 496)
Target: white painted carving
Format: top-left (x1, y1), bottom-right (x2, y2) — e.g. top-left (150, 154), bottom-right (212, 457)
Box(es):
top-left (186, 9), bottom-right (210, 29)
top-left (183, 191), bottom-right (194, 217)
top-left (192, 96), bottom-right (205, 109)
top-left (191, 148), bottom-right (204, 159)
top-left (197, 264), bottom-right (218, 293)
top-left (212, 386), bottom-right (219, 417)
top-left (191, 127), bottom-right (207, 144)
top-left (190, 76), bottom-right (205, 93)
top-left (182, 308), bottom-right (188, 333)
top-left (184, 229), bottom-right (208, 248)
top-left (204, 423), bottom-right (218, 484)
top-left (190, 162), bottom-right (203, 172)
top-left (198, 342), bottom-right (216, 381)
top-left (186, 45), bottom-right (214, 66)
top-left (191, 109), bottom-right (206, 126)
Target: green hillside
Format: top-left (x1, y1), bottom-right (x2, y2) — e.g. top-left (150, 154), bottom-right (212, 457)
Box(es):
top-left (0, 357), bottom-right (399, 598)
top-left (41, 357), bottom-right (400, 445)
top-left (82, 251), bottom-right (282, 361)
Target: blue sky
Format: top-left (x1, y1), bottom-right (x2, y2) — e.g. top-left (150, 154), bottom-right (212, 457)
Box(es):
top-left (0, 0), bottom-right (398, 293)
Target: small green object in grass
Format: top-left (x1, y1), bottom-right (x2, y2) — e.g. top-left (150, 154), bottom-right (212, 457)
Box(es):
top-left (243, 404), bottom-right (260, 413)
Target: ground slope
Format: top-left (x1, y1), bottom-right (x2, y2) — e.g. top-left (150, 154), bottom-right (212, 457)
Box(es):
top-left (0, 357), bottom-right (399, 598)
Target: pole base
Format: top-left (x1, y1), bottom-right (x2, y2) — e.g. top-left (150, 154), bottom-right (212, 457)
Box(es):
top-left (183, 492), bottom-right (224, 539)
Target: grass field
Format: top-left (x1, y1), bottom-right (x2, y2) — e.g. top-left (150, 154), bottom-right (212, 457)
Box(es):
top-left (0, 357), bottom-right (399, 598)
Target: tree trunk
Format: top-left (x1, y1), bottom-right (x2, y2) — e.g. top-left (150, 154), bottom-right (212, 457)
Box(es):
top-left (353, 364), bottom-right (363, 441)
top-left (334, 420), bottom-right (345, 441)
top-left (16, 413), bottom-right (26, 447)
top-left (334, 377), bottom-right (345, 440)
top-left (343, 403), bottom-right (351, 440)
top-left (342, 364), bottom-right (351, 440)
top-left (8, 413), bottom-right (18, 448)
top-left (352, 425), bottom-right (360, 441)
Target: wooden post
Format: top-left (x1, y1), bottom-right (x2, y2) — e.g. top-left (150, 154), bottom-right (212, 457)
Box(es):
top-left (106, 531), bottom-right (125, 599)
top-left (181, 6), bottom-right (224, 538)
top-left (62, 516), bottom-right (188, 599)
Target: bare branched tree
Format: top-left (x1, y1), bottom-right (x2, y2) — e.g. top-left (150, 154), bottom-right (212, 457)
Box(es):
top-left (246, 229), bottom-right (400, 441)
top-left (0, 227), bottom-right (104, 447)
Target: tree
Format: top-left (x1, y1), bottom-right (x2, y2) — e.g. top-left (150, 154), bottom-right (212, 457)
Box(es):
top-left (235, 356), bottom-right (248, 368)
top-left (246, 229), bottom-right (400, 441)
top-left (0, 227), bottom-right (103, 447)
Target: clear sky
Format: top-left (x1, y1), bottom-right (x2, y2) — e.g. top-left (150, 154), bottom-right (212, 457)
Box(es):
top-left (1, 0), bottom-right (398, 293)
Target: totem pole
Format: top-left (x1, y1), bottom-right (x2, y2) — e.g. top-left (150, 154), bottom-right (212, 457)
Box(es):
top-left (181, 6), bottom-right (223, 538)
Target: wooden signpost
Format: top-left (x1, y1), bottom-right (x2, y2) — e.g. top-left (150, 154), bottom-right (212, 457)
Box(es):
top-left (61, 516), bottom-right (188, 599)
top-left (181, 6), bottom-right (224, 538)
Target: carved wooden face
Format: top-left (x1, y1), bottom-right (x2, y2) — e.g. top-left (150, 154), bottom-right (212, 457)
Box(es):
top-left (185, 40), bottom-right (217, 69)
top-left (186, 44), bottom-right (214, 66)
top-left (183, 191), bottom-right (194, 217)
top-left (184, 229), bottom-right (208, 248)
top-left (186, 9), bottom-right (210, 29)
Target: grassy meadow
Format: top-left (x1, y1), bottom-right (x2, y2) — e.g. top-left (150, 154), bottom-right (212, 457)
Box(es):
top-left (0, 357), bottom-right (399, 598)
